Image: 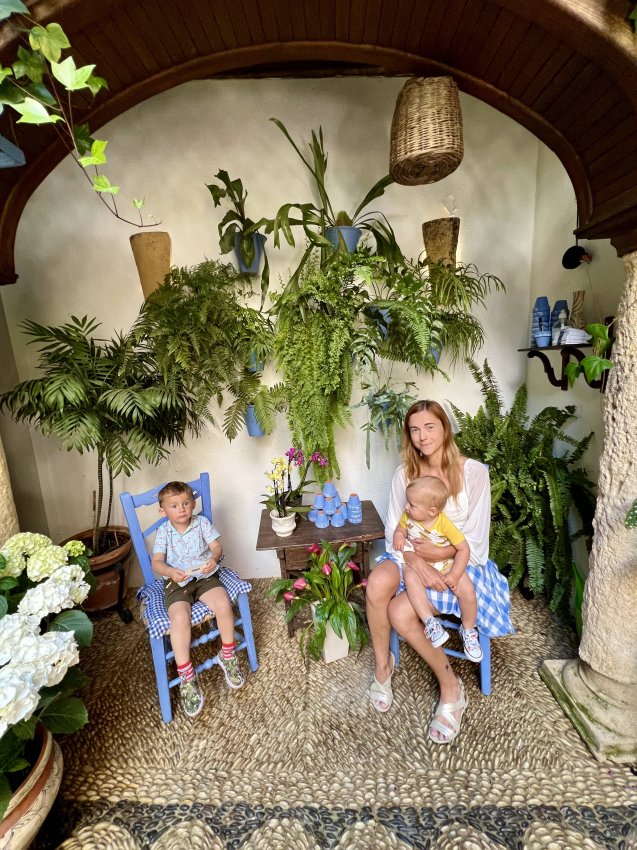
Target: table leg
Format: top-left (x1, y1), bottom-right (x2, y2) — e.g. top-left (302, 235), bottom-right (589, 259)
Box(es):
top-left (362, 542), bottom-right (371, 580)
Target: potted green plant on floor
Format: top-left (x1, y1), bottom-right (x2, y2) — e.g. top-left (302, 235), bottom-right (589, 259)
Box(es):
top-left (207, 170), bottom-right (272, 307)
top-left (0, 532), bottom-right (93, 848)
top-left (265, 541), bottom-right (368, 662)
top-left (352, 380), bottom-right (418, 468)
top-left (0, 317), bottom-right (189, 612)
top-left (453, 360), bottom-right (597, 608)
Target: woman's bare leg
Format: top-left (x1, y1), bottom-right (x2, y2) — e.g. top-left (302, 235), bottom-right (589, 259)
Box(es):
top-left (389, 592), bottom-right (463, 742)
top-left (365, 560), bottom-right (401, 708)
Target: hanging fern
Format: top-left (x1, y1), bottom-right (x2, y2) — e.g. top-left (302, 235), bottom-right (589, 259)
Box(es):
top-left (452, 360), bottom-right (597, 609)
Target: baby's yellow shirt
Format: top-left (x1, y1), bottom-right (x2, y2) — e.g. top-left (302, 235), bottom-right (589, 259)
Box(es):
top-left (399, 511), bottom-right (465, 548)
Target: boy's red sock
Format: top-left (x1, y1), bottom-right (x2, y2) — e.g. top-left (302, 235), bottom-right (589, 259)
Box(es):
top-left (177, 661), bottom-right (195, 683)
top-left (222, 642), bottom-right (236, 660)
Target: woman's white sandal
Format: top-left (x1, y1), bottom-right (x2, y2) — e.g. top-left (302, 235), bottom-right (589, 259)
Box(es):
top-left (428, 677), bottom-right (468, 744)
top-left (369, 652), bottom-right (396, 713)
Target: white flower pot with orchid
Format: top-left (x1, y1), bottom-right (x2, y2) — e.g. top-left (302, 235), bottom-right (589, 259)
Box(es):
top-left (265, 541), bottom-right (368, 662)
top-left (261, 448), bottom-right (329, 536)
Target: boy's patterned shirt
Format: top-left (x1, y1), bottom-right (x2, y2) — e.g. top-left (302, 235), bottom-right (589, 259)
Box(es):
top-left (153, 514), bottom-right (220, 578)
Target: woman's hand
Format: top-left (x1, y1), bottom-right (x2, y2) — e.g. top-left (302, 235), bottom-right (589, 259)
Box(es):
top-left (403, 552), bottom-right (448, 592)
top-left (410, 537), bottom-right (455, 563)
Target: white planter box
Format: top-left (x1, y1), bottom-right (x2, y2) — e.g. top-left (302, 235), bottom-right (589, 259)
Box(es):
top-left (312, 603), bottom-right (350, 663)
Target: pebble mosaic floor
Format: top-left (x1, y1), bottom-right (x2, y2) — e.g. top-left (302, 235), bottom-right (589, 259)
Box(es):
top-left (35, 581), bottom-right (637, 850)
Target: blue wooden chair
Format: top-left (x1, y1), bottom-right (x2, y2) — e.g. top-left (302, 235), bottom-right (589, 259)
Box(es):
top-left (120, 472), bottom-right (258, 723)
top-left (390, 622), bottom-right (491, 695)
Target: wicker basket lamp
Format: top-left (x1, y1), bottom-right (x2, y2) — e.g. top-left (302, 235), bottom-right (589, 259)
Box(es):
top-left (390, 76), bottom-right (464, 185)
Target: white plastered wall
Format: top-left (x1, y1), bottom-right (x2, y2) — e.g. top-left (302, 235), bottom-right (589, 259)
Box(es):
top-left (2, 77), bottom-right (549, 581)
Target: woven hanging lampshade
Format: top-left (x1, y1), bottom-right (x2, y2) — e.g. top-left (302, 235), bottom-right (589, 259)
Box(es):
top-left (390, 76), bottom-right (464, 185)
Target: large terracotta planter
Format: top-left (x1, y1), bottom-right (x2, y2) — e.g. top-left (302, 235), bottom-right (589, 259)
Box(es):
top-left (0, 724), bottom-right (63, 850)
top-left (61, 526), bottom-right (132, 619)
top-left (129, 231), bottom-right (171, 299)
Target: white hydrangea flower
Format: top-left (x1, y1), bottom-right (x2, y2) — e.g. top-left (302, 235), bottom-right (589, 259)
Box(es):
top-left (0, 613), bottom-right (42, 665)
top-left (18, 569), bottom-right (88, 619)
top-left (3, 532), bottom-right (52, 556)
top-left (26, 544), bottom-right (68, 581)
top-left (0, 548), bottom-right (25, 578)
top-left (63, 540), bottom-right (86, 558)
top-left (0, 663), bottom-right (41, 738)
top-left (9, 631), bottom-right (79, 688)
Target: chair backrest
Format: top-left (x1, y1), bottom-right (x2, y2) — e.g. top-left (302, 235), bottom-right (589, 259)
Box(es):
top-left (120, 473), bottom-right (211, 586)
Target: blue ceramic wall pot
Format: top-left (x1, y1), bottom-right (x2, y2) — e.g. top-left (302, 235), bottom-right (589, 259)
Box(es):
top-left (315, 510), bottom-right (329, 529)
top-left (324, 496), bottom-right (336, 516)
top-left (535, 331), bottom-right (552, 348)
top-left (244, 404), bottom-right (265, 437)
top-left (247, 351), bottom-right (264, 373)
top-left (531, 296), bottom-right (550, 347)
top-left (325, 226), bottom-right (362, 253)
top-left (323, 480), bottom-right (337, 498)
top-left (313, 493), bottom-right (325, 510)
top-left (234, 232), bottom-right (266, 274)
top-left (331, 509), bottom-right (345, 528)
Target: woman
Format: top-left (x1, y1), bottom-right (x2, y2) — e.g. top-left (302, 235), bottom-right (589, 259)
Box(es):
top-left (366, 400), bottom-right (513, 742)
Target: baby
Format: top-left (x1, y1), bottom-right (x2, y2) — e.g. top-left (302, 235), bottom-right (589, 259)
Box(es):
top-left (392, 476), bottom-right (482, 662)
top-left (151, 481), bottom-right (245, 718)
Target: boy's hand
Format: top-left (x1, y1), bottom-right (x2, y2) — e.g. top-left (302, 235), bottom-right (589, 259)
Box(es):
top-left (393, 531), bottom-right (406, 552)
top-left (169, 567), bottom-right (187, 583)
top-left (200, 556), bottom-right (218, 574)
top-left (443, 569), bottom-right (461, 594)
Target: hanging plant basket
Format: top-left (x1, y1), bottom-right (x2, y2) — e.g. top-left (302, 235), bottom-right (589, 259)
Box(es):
top-left (390, 76), bottom-right (464, 186)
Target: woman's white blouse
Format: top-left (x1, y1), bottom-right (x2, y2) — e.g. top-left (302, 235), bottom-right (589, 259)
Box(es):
top-left (384, 458), bottom-right (491, 567)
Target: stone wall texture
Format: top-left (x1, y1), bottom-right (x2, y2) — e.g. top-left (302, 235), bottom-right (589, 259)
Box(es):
top-left (0, 432), bottom-right (19, 546)
top-left (579, 249), bottom-right (637, 684)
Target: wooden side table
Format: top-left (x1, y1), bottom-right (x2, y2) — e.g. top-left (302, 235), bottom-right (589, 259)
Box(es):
top-left (256, 500), bottom-right (386, 636)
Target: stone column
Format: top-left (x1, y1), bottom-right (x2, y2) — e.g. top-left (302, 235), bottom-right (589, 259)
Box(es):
top-left (541, 248), bottom-right (637, 763)
top-left (0, 432), bottom-right (19, 546)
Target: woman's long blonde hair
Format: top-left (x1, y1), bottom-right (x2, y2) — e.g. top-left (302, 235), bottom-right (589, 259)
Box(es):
top-left (400, 400), bottom-right (463, 497)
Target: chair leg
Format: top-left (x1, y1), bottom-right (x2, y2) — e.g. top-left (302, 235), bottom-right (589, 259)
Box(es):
top-left (237, 592), bottom-right (258, 672)
top-left (390, 628), bottom-right (400, 668)
top-left (479, 632), bottom-right (491, 696)
top-left (150, 635), bottom-right (173, 723)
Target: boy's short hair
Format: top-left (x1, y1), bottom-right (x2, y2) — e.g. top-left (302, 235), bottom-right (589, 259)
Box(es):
top-left (158, 481), bottom-right (195, 506)
top-left (406, 476), bottom-right (449, 512)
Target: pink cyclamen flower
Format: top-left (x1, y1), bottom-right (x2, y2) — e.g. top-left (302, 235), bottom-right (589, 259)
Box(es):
top-left (322, 564), bottom-right (332, 575)
top-left (283, 591), bottom-right (295, 601)
top-left (346, 561), bottom-right (360, 571)
top-left (292, 577), bottom-right (307, 590)
top-left (306, 543), bottom-right (321, 554)
top-left (361, 579), bottom-right (368, 587)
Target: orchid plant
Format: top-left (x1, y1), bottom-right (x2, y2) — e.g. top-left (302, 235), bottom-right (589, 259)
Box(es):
top-left (0, 532), bottom-right (94, 821)
top-left (265, 541), bottom-right (369, 661)
top-left (261, 447), bottom-right (328, 518)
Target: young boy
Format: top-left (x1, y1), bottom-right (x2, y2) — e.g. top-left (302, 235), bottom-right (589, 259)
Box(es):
top-left (151, 481), bottom-right (244, 717)
top-left (392, 476), bottom-right (482, 662)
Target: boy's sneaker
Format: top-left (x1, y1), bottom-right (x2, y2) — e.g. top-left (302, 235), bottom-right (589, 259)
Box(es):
top-left (216, 651), bottom-right (245, 689)
top-left (460, 626), bottom-right (483, 662)
top-left (180, 677), bottom-right (204, 717)
top-left (424, 617), bottom-right (449, 649)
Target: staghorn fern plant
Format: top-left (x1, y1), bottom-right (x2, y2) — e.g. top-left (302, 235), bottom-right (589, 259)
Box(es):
top-left (452, 360), bottom-right (597, 609)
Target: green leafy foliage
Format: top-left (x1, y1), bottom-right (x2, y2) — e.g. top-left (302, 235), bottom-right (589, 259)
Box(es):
top-left (353, 381), bottom-right (418, 468)
top-left (265, 541), bottom-right (368, 661)
top-left (565, 323), bottom-right (614, 387)
top-left (73, 123), bottom-right (95, 156)
top-left (29, 23), bottom-right (70, 63)
top-left (453, 360), bottom-right (597, 609)
top-left (79, 139), bottom-right (107, 168)
top-left (625, 498), bottom-right (637, 529)
top-left (0, 0), bottom-right (27, 21)
top-left (39, 697), bottom-right (88, 734)
top-left (11, 96), bottom-right (62, 124)
top-left (91, 174), bottom-right (118, 194)
top-left (134, 260), bottom-right (275, 441)
top-left (51, 56), bottom-right (95, 91)
top-left (206, 170), bottom-right (272, 307)
top-left (49, 609), bottom-right (93, 647)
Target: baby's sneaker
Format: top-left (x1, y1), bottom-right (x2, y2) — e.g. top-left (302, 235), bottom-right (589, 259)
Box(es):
top-left (460, 626), bottom-right (483, 662)
top-left (424, 616), bottom-right (449, 648)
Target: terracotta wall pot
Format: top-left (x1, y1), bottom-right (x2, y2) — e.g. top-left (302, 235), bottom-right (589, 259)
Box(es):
top-left (0, 724), bottom-right (63, 850)
top-left (129, 231), bottom-right (171, 299)
top-left (60, 526), bottom-right (132, 613)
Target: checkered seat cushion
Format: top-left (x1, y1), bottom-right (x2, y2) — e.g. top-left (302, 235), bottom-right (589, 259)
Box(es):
top-left (136, 567), bottom-right (253, 639)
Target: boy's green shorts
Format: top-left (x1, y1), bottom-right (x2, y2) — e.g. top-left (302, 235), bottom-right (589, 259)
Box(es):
top-left (164, 572), bottom-right (223, 609)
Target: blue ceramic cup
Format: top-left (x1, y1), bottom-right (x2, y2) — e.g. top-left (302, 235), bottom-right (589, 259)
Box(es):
top-left (331, 509), bottom-right (345, 528)
top-left (324, 496), bottom-right (336, 516)
top-left (313, 493), bottom-right (324, 510)
top-left (323, 480), bottom-right (337, 498)
top-left (308, 508), bottom-right (318, 522)
top-left (315, 510), bottom-right (329, 529)
top-left (334, 493), bottom-right (341, 508)
top-left (535, 331), bottom-right (552, 348)
top-left (348, 493), bottom-right (361, 510)
top-left (340, 503), bottom-right (348, 521)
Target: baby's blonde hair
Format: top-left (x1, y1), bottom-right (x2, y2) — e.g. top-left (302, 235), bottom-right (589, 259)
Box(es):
top-left (406, 476), bottom-right (449, 512)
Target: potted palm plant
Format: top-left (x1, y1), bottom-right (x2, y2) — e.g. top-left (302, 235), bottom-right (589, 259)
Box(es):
top-left (265, 541), bottom-right (368, 662)
top-left (0, 317), bottom-right (189, 616)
